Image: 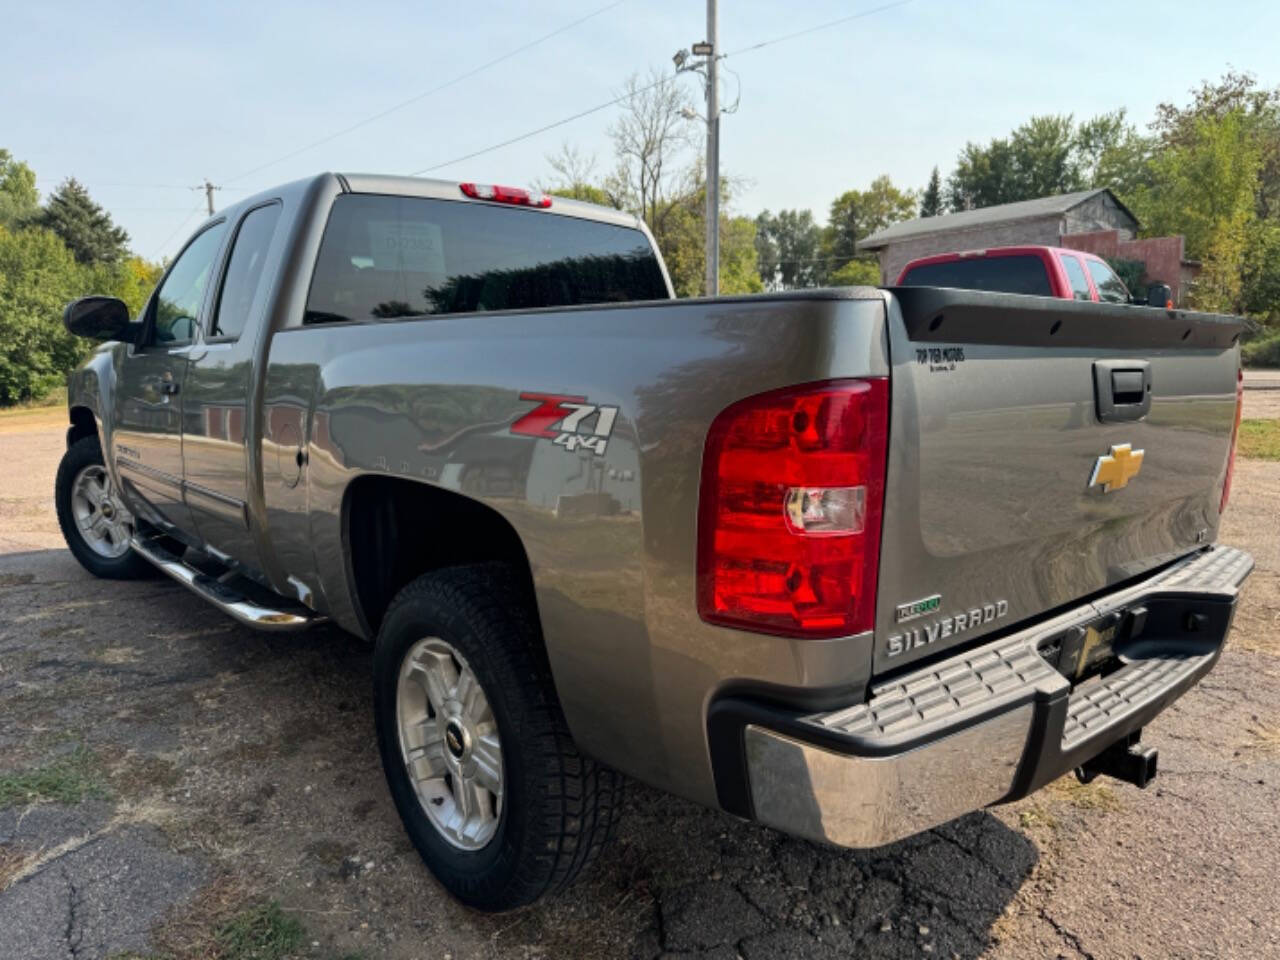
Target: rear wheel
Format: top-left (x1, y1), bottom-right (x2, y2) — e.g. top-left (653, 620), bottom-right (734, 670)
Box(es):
top-left (55, 435), bottom-right (153, 580)
top-left (373, 564), bottom-right (622, 911)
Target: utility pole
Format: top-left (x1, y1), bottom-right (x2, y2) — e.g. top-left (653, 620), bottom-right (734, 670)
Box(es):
top-left (674, 0), bottom-right (724, 295)
top-left (196, 179), bottom-right (220, 216)
top-left (703, 0), bottom-right (719, 297)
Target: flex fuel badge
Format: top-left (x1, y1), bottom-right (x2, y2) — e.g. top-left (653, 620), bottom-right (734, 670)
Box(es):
top-left (511, 392), bottom-right (619, 455)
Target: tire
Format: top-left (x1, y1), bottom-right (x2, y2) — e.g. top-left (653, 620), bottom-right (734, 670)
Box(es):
top-left (373, 563), bottom-right (622, 911)
top-left (55, 435), bottom-right (153, 580)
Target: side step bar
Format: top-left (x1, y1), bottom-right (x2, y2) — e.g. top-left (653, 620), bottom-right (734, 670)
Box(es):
top-left (131, 535), bottom-right (325, 632)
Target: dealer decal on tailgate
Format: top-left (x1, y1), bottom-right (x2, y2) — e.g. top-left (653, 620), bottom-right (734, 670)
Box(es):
top-left (511, 392), bottom-right (619, 455)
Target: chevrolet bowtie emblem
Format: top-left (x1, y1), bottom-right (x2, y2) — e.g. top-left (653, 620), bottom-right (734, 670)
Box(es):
top-left (1089, 443), bottom-right (1145, 492)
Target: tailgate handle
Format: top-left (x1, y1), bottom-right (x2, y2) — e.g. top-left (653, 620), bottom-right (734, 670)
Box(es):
top-left (1094, 360), bottom-right (1151, 422)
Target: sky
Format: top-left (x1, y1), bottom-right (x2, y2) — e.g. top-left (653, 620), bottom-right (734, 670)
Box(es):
top-left (5, 0), bottom-right (1280, 260)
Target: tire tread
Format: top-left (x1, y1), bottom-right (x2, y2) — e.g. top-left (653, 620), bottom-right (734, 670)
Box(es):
top-left (375, 563), bottom-right (622, 909)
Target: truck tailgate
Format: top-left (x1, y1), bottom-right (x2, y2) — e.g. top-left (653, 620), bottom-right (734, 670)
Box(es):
top-left (874, 288), bottom-right (1244, 675)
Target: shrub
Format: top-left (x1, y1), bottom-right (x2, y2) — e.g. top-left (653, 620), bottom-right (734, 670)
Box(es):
top-left (1241, 331), bottom-right (1280, 367)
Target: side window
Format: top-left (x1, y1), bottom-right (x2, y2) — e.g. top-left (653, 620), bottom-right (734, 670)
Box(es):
top-left (211, 204), bottom-right (282, 340)
top-left (1085, 259), bottom-right (1130, 304)
top-left (152, 222), bottom-right (228, 345)
top-left (1059, 254), bottom-right (1093, 300)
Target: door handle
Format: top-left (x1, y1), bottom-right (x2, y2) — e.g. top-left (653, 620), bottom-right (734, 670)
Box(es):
top-left (1093, 360), bottom-right (1151, 423)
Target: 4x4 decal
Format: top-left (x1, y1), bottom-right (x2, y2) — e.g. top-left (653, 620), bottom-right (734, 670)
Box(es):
top-left (511, 392), bottom-right (619, 455)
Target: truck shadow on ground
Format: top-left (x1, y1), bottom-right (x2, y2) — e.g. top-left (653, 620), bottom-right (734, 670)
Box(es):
top-left (0, 549), bottom-right (1037, 959)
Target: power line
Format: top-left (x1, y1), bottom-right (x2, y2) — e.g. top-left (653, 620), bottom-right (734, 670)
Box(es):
top-left (34, 175), bottom-right (250, 193)
top-left (723, 0), bottom-right (916, 57)
top-left (223, 0), bottom-right (626, 186)
top-left (409, 72), bottom-right (674, 175)
top-left (407, 0), bottom-right (916, 175)
top-left (150, 200), bottom-right (207, 260)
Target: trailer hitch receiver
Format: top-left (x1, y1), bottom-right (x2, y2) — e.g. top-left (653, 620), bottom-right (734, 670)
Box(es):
top-left (1075, 731), bottom-right (1158, 789)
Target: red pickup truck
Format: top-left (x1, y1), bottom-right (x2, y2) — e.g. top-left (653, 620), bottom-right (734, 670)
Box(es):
top-left (897, 245), bottom-right (1173, 307)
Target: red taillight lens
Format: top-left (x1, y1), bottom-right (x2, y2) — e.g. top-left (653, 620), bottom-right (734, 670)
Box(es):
top-left (1221, 366), bottom-right (1243, 514)
top-left (459, 182), bottom-right (552, 208)
top-left (697, 379), bottom-right (889, 638)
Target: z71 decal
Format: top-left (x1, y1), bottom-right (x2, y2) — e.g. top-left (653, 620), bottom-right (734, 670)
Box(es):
top-left (511, 392), bottom-right (619, 456)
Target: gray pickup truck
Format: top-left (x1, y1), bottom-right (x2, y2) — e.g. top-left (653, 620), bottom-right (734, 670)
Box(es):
top-left (56, 173), bottom-right (1251, 911)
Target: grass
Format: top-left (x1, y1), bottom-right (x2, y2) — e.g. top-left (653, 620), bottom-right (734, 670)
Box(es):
top-left (0, 386), bottom-right (66, 414)
top-left (0, 746), bottom-right (106, 808)
top-left (1046, 774), bottom-right (1122, 812)
top-left (1243, 722), bottom-right (1280, 754)
top-left (1017, 803), bottom-right (1059, 831)
top-left (0, 843), bottom-right (39, 891)
top-left (1238, 418), bottom-right (1280, 460)
top-left (215, 902), bottom-right (305, 960)
top-left (108, 898), bottom-right (307, 960)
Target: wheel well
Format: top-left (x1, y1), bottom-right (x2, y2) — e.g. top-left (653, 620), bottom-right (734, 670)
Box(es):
top-left (67, 406), bottom-right (97, 448)
top-left (344, 475), bottom-right (536, 636)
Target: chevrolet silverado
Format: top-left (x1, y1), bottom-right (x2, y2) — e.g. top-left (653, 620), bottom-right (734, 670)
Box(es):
top-left (55, 173), bottom-right (1251, 910)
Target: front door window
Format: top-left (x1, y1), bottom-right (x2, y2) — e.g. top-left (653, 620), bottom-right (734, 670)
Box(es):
top-left (152, 222), bottom-right (227, 345)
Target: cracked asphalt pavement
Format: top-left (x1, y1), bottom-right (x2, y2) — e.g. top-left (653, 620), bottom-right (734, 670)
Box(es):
top-left (1, 409), bottom-right (1278, 959)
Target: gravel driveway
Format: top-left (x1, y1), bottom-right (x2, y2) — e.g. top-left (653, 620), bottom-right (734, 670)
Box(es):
top-left (1, 408), bottom-right (1277, 959)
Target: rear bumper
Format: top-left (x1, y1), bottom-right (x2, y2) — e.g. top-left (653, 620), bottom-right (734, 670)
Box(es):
top-left (712, 544), bottom-right (1252, 848)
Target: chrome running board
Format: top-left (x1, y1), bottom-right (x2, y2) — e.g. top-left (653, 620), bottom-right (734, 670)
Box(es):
top-left (131, 534), bottom-right (325, 632)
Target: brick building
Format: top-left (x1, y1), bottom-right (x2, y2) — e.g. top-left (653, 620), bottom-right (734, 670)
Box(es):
top-left (857, 188), bottom-right (1199, 302)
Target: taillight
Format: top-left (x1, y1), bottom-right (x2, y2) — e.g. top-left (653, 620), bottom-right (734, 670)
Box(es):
top-left (1221, 366), bottom-right (1244, 513)
top-left (697, 379), bottom-right (889, 638)
top-left (459, 182), bottom-right (552, 208)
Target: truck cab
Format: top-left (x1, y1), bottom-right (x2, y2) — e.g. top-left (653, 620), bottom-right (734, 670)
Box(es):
top-left (897, 244), bottom-right (1142, 304)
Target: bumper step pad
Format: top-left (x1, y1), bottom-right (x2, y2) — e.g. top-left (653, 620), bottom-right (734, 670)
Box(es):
top-left (739, 545), bottom-right (1252, 848)
top-left (803, 545), bottom-right (1252, 748)
top-left (1062, 650), bottom-right (1205, 751)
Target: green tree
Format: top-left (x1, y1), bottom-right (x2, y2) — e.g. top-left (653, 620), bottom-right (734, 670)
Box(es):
top-left (0, 225), bottom-right (161, 405)
top-left (919, 167), bottom-right (943, 217)
top-left (0, 226), bottom-right (94, 403)
top-left (947, 137), bottom-right (1019, 210)
top-left (828, 258), bottom-right (881, 287)
top-left (1135, 109), bottom-right (1262, 312)
top-left (755, 208), bottom-right (825, 289)
top-left (1243, 220), bottom-right (1280, 322)
top-left (1152, 70), bottom-right (1280, 221)
top-left (825, 175), bottom-right (917, 268)
top-left (0, 150), bottom-right (38, 230)
top-left (38, 178), bottom-right (130, 265)
top-left (1149, 72), bottom-right (1280, 319)
top-left (719, 215), bottom-right (765, 295)
top-left (1011, 114), bottom-right (1084, 198)
top-left (1074, 110), bottom-right (1153, 201)
top-left (947, 115), bottom-right (1084, 209)
top-left (650, 181), bottom-right (762, 297)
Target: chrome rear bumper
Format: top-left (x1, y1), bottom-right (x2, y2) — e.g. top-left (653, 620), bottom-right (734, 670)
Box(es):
top-left (730, 544), bottom-right (1252, 848)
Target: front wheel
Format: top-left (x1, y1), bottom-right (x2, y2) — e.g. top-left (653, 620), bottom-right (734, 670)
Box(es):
top-left (55, 435), bottom-right (153, 580)
top-left (373, 564), bottom-right (622, 911)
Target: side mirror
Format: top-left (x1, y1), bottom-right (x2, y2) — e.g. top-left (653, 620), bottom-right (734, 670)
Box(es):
top-left (1146, 283), bottom-right (1173, 310)
top-left (63, 296), bottom-right (132, 341)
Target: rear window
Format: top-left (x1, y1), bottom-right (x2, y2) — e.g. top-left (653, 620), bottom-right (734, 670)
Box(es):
top-left (305, 194), bottom-right (668, 324)
top-left (900, 255), bottom-right (1053, 297)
